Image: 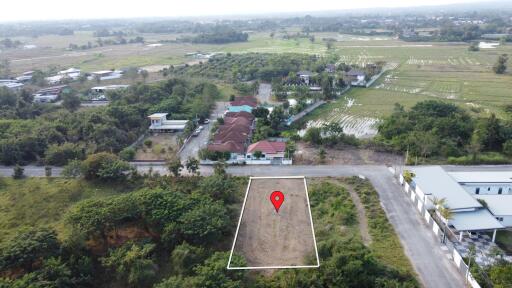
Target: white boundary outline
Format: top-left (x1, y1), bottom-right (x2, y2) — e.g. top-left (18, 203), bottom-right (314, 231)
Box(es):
top-left (227, 176), bottom-right (320, 270)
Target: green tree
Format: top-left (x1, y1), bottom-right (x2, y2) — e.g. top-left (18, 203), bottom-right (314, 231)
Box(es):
top-left (493, 54), bottom-right (508, 74)
top-left (62, 92), bottom-right (81, 112)
top-left (82, 152), bottom-right (130, 181)
top-left (119, 147), bottom-right (136, 161)
top-left (304, 127), bottom-right (322, 145)
top-left (0, 227), bottom-right (60, 272)
top-left (12, 164), bottom-right (24, 179)
top-left (191, 252), bottom-right (246, 288)
top-left (167, 157), bottom-right (183, 177)
top-left (61, 159), bottom-right (83, 178)
top-left (44, 143), bottom-right (83, 166)
top-left (199, 174), bottom-right (237, 203)
top-left (185, 157), bottom-right (200, 175)
top-left (503, 140), bottom-right (512, 157)
top-left (253, 150), bottom-right (263, 159)
top-left (101, 242), bottom-right (157, 287)
top-left (169, 242), bottom-right (206, 276)
top-left (269, 106), bottom-right (286, 130)
top-left (318, 148), bottom-right (326, 163)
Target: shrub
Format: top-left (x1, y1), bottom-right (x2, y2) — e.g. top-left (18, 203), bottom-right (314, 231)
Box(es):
top-left (119, 147), bottom-right (136, 161)
top-left (82, 152), bottom-right (131, 181)
top-left (44, 143), bottom-right (83, 166)
top-left (144, 139), bottom-right (153, 147)
top-left (448, 152), bottom-right (511, 165)
top-left (12, 164), bottom-right (24, 179)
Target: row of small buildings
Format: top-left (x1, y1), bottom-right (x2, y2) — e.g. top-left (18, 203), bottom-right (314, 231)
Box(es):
top-left (0, 68), bottom-right (125, 93)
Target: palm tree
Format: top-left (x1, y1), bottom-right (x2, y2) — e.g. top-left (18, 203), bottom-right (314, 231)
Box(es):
top-left (402, 170), bottom-right (415, 183)
top-left (432, 197), bottom-right (453, 243)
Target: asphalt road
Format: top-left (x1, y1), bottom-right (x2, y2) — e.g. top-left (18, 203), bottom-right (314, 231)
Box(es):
top-left (2, 162), bottom-right (494, 287)
top-left (256, 83), bottom-right (275, 104)
top-left (179, 102), bottom-right (228, 161)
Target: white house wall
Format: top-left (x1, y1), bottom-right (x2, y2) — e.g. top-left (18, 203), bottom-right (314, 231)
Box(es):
top-left (460, 183), bottom-right (512, 195)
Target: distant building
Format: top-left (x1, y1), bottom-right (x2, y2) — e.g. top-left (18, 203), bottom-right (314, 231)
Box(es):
top-left (0, 80), bottom-right (24, 90)
top-left (228, 96), bottom-right (257, 113)
top-left (16, 71), bottom-right (34, 82)
top-left (325, 64), bottom-right (336, 73)
top-left (88, 70), bottom-right (123, 81)
top-left (91, 85), bottom-right (129, 94)
top-left (345, 69), bottom-right (367, 86)
top-left (33, 85), bottom-right (68, 103)
top-left (148, 113), bottom-right (188, 133)
top-left (297, 71), bottom-right (314, 85)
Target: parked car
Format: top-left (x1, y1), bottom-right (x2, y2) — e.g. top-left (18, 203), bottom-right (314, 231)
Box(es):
top-left (204, 119), bottom-right (210, 124)
top-left (192, 128), bottom-right (201, 136)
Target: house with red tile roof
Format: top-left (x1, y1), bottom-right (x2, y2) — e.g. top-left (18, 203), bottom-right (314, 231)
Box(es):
top-left (245, 140), bottom-right (291, 164)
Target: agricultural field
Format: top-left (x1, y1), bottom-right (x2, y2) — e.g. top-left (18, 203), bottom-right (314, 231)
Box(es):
top-left (301, 39), bottom-right (512, 137)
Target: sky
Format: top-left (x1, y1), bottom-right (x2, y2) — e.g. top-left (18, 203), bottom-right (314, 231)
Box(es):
top-left (0, 0), bottom-right (495, 22)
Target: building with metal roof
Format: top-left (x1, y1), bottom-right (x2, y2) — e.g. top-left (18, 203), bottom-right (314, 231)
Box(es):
top-left (406, 166), bottom-right (509, 243)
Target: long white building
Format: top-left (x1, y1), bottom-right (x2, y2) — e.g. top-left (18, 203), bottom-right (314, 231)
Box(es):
top-left (402, 166), bottom-right (512, 242)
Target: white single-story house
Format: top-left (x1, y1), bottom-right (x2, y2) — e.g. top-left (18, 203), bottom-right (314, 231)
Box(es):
top-left (0, 80), bottom-right (24, 90)
top-left (245, 140), bottom-right (292, 165)
top-left (148, 113), bottom-right (188, 133)
top-left (91, 85), bottom-right (129, 94)
top-left (404, 166), bottom-right (510, 242)
top-left (346, 69), bottom-right (367, 86)
top-left (88, 70), bottom-right (123, 81)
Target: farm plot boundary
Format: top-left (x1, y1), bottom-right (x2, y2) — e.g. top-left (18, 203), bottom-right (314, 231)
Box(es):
top-left (227, 176), bottom-right (320, 270)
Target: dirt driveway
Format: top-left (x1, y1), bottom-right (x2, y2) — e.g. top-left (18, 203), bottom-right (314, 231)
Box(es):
top-left (294, 142), bottom-right (403, 166)
top-left (231, 177), bottom-right (318, 268)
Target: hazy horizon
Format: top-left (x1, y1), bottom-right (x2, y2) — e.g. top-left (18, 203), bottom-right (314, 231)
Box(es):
top-left (0, 0), bottom-right (503, 23)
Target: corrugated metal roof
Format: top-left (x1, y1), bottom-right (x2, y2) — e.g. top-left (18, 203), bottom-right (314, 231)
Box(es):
top-left (450, 209), bottom-right (504, 231)
top-left (475, 195), bottom-right (512, 216)
top-left (411, 166), bottom-right (482, 210)
top-left (448, 171), bottom-right (512, 183)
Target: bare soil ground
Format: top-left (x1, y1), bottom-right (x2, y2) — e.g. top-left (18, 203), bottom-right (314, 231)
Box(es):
top-left (231, 177), bottom-right (317, 268)
top-left (294, 142), bottom-right (403, 165)
top-left (134, 134), bottom-right (180, 161)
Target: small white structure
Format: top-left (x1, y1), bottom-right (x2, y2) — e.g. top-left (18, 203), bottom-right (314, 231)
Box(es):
top-left (46, 68), bottom-right (81, 84)
top-left (88, 70), bottom-right (123, 81)
top-left (297, 71), bottom-right (313, 85)
top-left (91, 85), bottom-right (129, 93)
top-left (0, 80), bottom-right (23, 90)
top-left (148, 113), bottom-right (188, 133)
top-left (58, 68), bottom-right (81, 79)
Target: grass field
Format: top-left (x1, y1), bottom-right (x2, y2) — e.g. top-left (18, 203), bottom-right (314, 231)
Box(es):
top-left (0, 178), bottom-right (140, 242)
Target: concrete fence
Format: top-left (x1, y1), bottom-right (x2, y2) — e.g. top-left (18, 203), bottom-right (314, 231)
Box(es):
top-left (399, 175), bottom-right (481, 288)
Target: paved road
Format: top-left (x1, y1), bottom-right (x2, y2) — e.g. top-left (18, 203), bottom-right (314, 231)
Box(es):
top-left (256, 83), bottom-right (275, 104)
top-left (179, 102), bottom-right (228, 161)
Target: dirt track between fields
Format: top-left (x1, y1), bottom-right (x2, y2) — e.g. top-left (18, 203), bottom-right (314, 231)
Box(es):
top-left (232, 177), bottom-right (317, 268)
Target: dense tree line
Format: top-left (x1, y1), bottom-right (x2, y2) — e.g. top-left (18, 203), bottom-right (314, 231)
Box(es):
top-left (0, 79), bottom-right (217, 165)
top-left (170, 53), bottom-right (338, 82)
top-left (377, 101), bottom-right (512, 163)
top-left (180, 27), bottom-right (248, 44)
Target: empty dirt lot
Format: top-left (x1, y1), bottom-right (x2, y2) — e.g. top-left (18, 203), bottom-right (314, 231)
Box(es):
top-left (231, 177), bottom-right (318, 268)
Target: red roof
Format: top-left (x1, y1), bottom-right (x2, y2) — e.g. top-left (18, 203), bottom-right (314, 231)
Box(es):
top-left (214, 131), bottom-right (249, 143)
top-left (223, 117), bottom-right (251, 126)
top-left (247, 140), bottom-right (286, 154)
top-left (224, 111), bottom-right (255, 121)
top-left (208, 141), bottom-right (245, 154)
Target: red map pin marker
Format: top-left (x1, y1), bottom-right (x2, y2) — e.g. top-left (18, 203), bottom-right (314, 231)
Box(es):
top-left (270, 191), bottom-right (284, 213)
